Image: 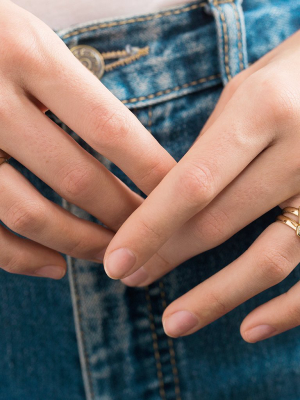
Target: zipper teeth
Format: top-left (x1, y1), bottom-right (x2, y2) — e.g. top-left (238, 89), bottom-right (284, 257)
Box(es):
top-left (104, 46), bottom-right (149, 72)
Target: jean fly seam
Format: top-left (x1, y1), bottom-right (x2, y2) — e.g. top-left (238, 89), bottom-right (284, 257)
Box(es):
top-left (159, 281), bottom-right (182, 400)
top-left (72, 260), bottom-right (95, 400)
top-left (232, 2), bottom-right (244, 71)
top-left (61, 2), bottom-right (207, 39)
top-left (121, 73), bottom-right (221, 104)
top-left (62, 200), bottom-right (95, 400)
top-left (145, 286), bottom-right (167, 400)
top-left (215, 4), bottom-right (232, 81)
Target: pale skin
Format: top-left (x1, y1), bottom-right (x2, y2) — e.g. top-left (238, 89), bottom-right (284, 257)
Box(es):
top-left (1, 0), bottom-right (300, 344)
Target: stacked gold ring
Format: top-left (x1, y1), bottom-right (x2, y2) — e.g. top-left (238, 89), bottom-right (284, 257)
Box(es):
top-left (276, 206), bottom-right (300, 237)
top-left (0, 149), bottom-right (11, 166)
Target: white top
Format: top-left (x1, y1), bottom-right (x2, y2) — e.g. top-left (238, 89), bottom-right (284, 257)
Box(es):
top-left (13, 0), bottom-right (191, 30)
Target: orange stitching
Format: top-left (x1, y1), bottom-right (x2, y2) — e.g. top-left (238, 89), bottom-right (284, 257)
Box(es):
top-left (104, 46), bottom-right (150, 72)
top-left (145, 287), bottom-right (167, 400)
top-left (214, 0), bottom-right (234, 4)
top-left (159, 281), bottom-right (182, 400)
top-left (121, 73), bottom-right (220, 104)
top-left (62, 2), bottom-right (207, 39)
top-left (215, 5), bottom-right (232, 81)
top-left (231, 2), bottom-right (244, 71)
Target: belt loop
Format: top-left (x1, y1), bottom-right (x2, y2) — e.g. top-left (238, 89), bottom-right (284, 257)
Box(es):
top-left (206, 0), bottom-right (248, 85)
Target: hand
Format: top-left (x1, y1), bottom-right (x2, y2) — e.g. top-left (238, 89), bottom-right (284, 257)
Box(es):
top-left (103, 30), bottom-right (300, 343)
top-left (0, 0), bottom-right (175, 279)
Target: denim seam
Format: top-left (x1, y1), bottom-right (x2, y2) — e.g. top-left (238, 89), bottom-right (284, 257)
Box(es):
top-left (104, 46), bottom-right (150, 72)
top-left (121, 73), bottom-right (221, 104)
top-left (61, 2), bottom-right (208, 39)
top-left (145, 286), bottom-right (167, 400)
top-left (215, 4), bottom-right (232, 81)
top-left (232, 2), bottom-right (244, 71)
top-left (62, 199), bottom-right (95, 400)
top-left (159, 281), bottom-right (182, 400)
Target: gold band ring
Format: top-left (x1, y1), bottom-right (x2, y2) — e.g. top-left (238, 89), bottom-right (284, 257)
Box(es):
top-left (0, 149), bottom-right (11, 166)
top-left (282, 206), bottom-right (300, 223)
top-left (276, 206), bottom-right (300, 237)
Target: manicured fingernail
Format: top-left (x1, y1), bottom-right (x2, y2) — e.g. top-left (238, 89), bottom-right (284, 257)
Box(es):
top-left (104, 248), bottom-right (136, 279)
top-left (163, 311), bottom-right (199, 337)
top-left (35, 265), bottom-right (65, 279)
top-left (244, 325), bottom-right (277, 343)
top-left (94, 248), bottom-right (107, 263)
top-left (121, 266), bottom-right (149, 287)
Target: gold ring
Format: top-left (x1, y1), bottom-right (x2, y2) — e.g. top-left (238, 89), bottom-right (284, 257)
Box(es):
top-left (276, 206), bottom-right (300, 237)
top-left (0, 149), bottom-right (11, 166)
top-left (282, 206), bottom-right (300, 224)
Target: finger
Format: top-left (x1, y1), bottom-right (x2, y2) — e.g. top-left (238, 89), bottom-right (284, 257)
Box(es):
top-left (14, 20), bottom-right (176, 194)
top-left (0, 224), bottom-right (66, 279)
top-left (161, 215), bottom-right (300, 338)
top-left (240, 280), bottom-right (300, 343)
top-left (122, 136), bottom-right (298, 286)
top-left (103, 72), bottom-right (275, 279)
top-left (1, 96), bottom-right (142, 231)
top-left (0, 163), bottom-right (114, 262)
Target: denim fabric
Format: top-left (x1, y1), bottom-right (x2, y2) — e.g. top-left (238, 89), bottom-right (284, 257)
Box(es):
top-left (1, 1), bottom-right (300, 399)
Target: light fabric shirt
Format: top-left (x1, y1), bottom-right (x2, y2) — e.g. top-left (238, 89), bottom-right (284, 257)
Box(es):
top-left (13, 0), bottom-right (191, 30)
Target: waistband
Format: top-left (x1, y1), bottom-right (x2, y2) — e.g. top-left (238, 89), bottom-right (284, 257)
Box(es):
top-left (54, 0), bottom-right (300, 109)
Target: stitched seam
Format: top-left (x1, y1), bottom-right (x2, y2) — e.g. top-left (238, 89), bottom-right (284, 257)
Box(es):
top-left (121, 73), bottom-right (220, 104)
top-left (71, 258), bottom-right (95, 399)
top-left (215, 4), bottom-right (232, 81)
top-left (104, 47), bottom-right (149, 72)
top-left (145, 286), bottom-right (167, 400)
top-left (159, 281), bottom-right (182, 400)
top-left (231, 2), bottom-right (244, 71)
top-left (213, 0), bottom-right (233, 4)
top-left (61, 198), bottom-right (95, 400)
top-left (62, 3), bottom-right (207, 39)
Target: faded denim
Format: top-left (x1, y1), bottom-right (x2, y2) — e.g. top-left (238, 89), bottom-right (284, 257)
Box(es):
top-left (0, 1), bottom-right (300, 399)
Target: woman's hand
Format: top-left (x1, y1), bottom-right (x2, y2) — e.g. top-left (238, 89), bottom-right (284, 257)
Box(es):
top-left (0, 0), bottom-right (175, 279)
top-left (103, 30), bottom-right (300, 343)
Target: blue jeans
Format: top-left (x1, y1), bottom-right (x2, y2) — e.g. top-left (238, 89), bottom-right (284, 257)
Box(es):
top-left (1, 1), bottom-right (300, 399)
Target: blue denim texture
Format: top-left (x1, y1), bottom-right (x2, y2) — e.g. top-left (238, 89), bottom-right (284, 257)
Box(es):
top-left (0, 1), bottom-right (300, 399)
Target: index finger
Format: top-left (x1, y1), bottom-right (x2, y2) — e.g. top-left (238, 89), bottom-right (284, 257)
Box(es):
top-left (102, 75), bottom-right (275, 279)
top-left (19, 21), bottom-right (176, 195)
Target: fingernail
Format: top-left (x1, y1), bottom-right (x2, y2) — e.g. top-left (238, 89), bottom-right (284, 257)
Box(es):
top-left (244, 325), bottom-right (277, 343)
top-left (35, 265), bottom-right (65, 279)
top-left (121, 266), bottom-right (149, 287)
top-left (104, 248), bottom-right (136, 279)
top-left (94, 248), bottom-right (107, 263)
top-left (163, 311), bottom-right (199, 337)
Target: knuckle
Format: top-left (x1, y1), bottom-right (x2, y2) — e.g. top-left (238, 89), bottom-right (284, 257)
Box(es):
top-left (137, 158), bottom-right (169, 189)
top-left (85, 104), bottom-right (133, 150)
top-left (3, 254), bottom-right (25, 275)
top-left (179, 163), bottom-right (215, 208)
top-left (6, 201), bottom-right (46, 234)
top-left (2, 17), bottom-right (42, 70)
top-left (205, 291), bottom-right (228, 316)
top-left (138, 218), bottom-right (162, 243)
top-left (248, 70), bottom-right (299, 124)
top-left (59, 163), bottom-right (96, 199)
top-left (258, 250), bottom-right (291, 284)
top-left (65, 234), bottom-right (93, 258)
top-left (285, 297), bottom-right (300, 323)
top-left (194, 209), bottom-right (231, 245)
